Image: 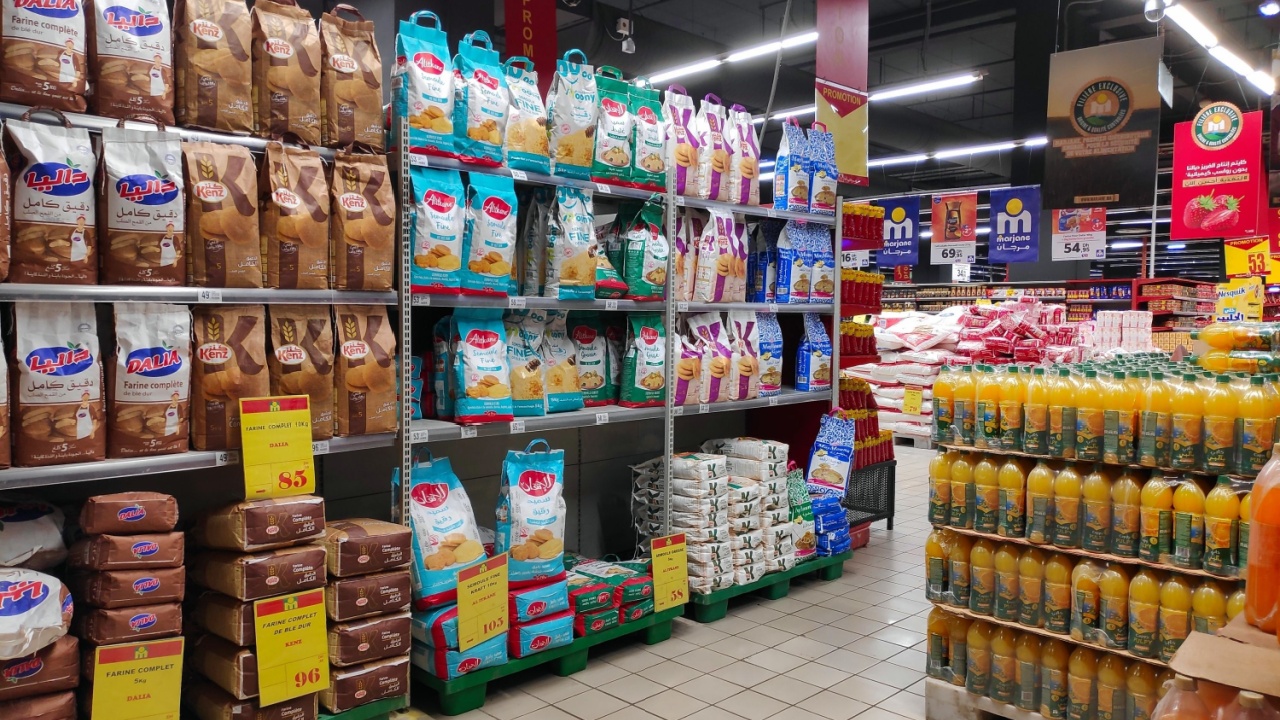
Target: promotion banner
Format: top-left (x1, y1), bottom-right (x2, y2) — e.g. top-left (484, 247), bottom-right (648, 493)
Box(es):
top-left (930, 192), bottom-right (977, 264)
top-left (1051, 208), bottom-right (1107, 261)
top-left (1172, 103), bottom-right (1266, 241)
top-left (1043, 37), bottom-right (1164, 209)
top-left (988, 186), bottom-right (1041, 263)
top-left (504, 0), bottom-right (557, 96)
top-left (816, 78), bottom-right (869, 186)
top-left (876, 195), bottom-right (920, 267)
top-left (1224, 236), bottom-right (1273, 278)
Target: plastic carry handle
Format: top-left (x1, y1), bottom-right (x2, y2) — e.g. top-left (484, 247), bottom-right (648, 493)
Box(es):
top-left (811, 121), bottom-right (828, 132)
top-left (469, 30), bottom-right (494, 49)
top-left (20, 106), bottom-right (71, 127)
top-left (562, 49), bottom-right (589, 66)
top-left (116, 113), bottom-right (166, 131)
top-left (703, 93), bottom-right (723, 105)
top-left (410, 10), bottom-right (441, 28)
top-left (524, 438), bottom-right (552, 454)
top-left (504, 56), bottom-right (534, 73)
top-left (331, 3), bottom-right (365, 20)
top-left (597, 65), bottom-right (625, 80)
top-left (667, 83), bottom-right (689, 95)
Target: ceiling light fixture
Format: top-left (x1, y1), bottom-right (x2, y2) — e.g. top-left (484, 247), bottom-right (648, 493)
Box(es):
top-left (1023, 136), bottom-right (1049, 147)
top-left (868, 154), bottom-right (930, 168)
top-left (648, 58), bottom-right (722, 84)
top-left (868, 72), bottom-right (985, 102)
top-left (933, 141), bottom-right (1017, 159)
top-left (1168, 243), bottom-right (1187, 250)
top-left (725, 30), bottom-right (819, 63)
top-left (1111, 241), bottom-right (1145, 250)
top-left (1260, 1), bottom-right (1279, 16)
top-left (1162, 3), bottom-right (1272, 95)
top-left (1209, 45), bottom-right (1255, 76)
top-left (751, 104), bottom-right (820, 125)
top-left (1164, 4), bottom-right (1218, 48)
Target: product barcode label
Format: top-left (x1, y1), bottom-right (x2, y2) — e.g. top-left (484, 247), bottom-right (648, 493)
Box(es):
top-left (766, 303), bottom-right (778, 314)
top-left (595, 183), bottom-right (612, 195)
top-left (673, 406), bottom-right (684, 416)
top-left (409, 428), bottom-right (429, 443)
top-left (605, 299), bottom-right (619, 310)
top-left (699, 404), bottom-right (710, 415)
top-left (196, 289), bottom-right (223, 303)
top-left (508, 296), bottom-right (527, 309)
top-left (411, 294), bottom-right (431, 306)
top-left (769, 396), bottom-right (779, 406)
top-left (311, 440), bottom-right (330, 455)
top-left (509, 169), bottom-right (528, 181)
top-left (408, 154), bottom-right (428, 167)
top-left (510, 420), bottom-right (525, 433)
top-left (595, 412), bottom-right (609, 425)
top-left (677, 302), bottom-right (689, 312)
top-left (766, 208), bottom-right (778, 218)
top-left (460, 427), bottom-right (478, 439)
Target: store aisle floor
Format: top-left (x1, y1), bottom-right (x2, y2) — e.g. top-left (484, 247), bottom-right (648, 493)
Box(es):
top-left (433, 446), bottom-right (935, 720)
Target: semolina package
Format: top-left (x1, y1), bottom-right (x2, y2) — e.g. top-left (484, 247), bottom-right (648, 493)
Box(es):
top-left (251, 0), bottom-right (321, 144)
top-left (183, 141), bottom-right (262, 287)
top-left (629, 80), bottom-right (665, 190)
top-left (544, 186), bottom-right (597, 300)
top-left (319, 4), bottom-right (383, 150)
top-left (0, 0), bottom-right (87, 111)
top-left (408, 166), bottom-right (464, 294)
top-left (330, 149), bottom-right (395, 290)
top-left (268, 305), bottom-right (335, 441)
top-left (503, 57), bottom-right (549, 175)
top-left (90, 0), bottom-right (174, 123)
top-left (335, 305), bottom-right (397, 436)
top-left (392, 11), bottom-right (453, 155)
top-left (174, 0), bottom-right (253, 134)
top-left (547, 49), bottom-right (596, 180)
top-left (452, 31), bottom-right (507, 166)
top-left (460, 174), bottom-right (517, 296)
top-left (192, 304), bottom-right (269, 450)
top-left (259, 142), bottom-right (330, 289)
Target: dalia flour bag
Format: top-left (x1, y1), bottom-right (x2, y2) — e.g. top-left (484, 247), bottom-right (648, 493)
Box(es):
top-left (90, 0), bottom-right (173, 123)
top-left (453, 308), bottom-right (513, 424)
top-left (591, 66), bottom-right (633, 185)
top-left (662, 85), bottom-right (699, 197)
top-left (545, 186), bottom-right (597, 300)
top-left (497, 440), bottom-right (567, 587)
top-left (109, 303), bottom-right (191, 458)
top-left (461, 174), bottom-right (517, 296)
top-left (320, 4), bottom-right (383, 149)
top-left (547, 49), bottom-right (596, 180)
top-left (401, 455), bottom-right (487, 609)
top-left (727, 104), bottom-right (760, 205)
top-left (100, 124), bottom-right (185, 286)
top-left (15, 302), bottom-right (105, 466)
top-left (620, 314), bottom-right (666, 408)
top-left (409, 166), bottom-right (464, 294)
top-left (773, 118), bottom-right (808, 212)
top-left (503, 57), bottom-right (550, 175)
top-left (452, 31), bottom-right (507, 166)
top-left (694, 94), bottom-right (731, 202)
top-left (174, 0), bottom-right (253, 133)
top-left (393, 11), bottom-right (453, 155)
top-left (630, 80), bottom-right (665, 191)
top-left (0, 0), bottom-right (87, 111)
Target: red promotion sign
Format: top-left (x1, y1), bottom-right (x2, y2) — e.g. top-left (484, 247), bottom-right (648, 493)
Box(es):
top-left (504, 0), bottom-right (557, 96)
top-left (1172, 103), bottom-right (1266, 241)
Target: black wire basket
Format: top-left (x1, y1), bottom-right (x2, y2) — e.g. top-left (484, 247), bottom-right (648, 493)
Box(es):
top-left (841, 459), bottom-right (896, 529)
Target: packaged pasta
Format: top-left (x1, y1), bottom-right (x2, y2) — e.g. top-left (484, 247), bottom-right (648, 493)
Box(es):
top-left (393, 11), bottom-right (454, 155)
top-left (592, 66), bottom-right (633, 185)
top-left (540, 310), bottom-right (585, 413)
top-left (547, 49), bottom-right (597, 179)
top-left (545, 187), bottom-right (597, 300)
top-left (452, 31), bottom-right (506, 166)
top-left (503, 57), bottom-right (550, 175)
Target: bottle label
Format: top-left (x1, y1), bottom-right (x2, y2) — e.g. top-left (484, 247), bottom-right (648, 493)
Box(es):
top-left (1128, 599), bottom-right (1159, 657)
top-left (1029, 493), bottom-right (1053, 544)
top-left (975, 485), bottom-right (1000, 533)
top-left (995, 569), bottom-right (1019, 621)
top-left (1128, 691), bottom-right (1157, 720)
top-left (1072, 587), bottom-right (1099, 641)
top-left (1016, 659), bottom-right (1040, 711)
top-left (965, 646), bottom-right (991, 696)
top-left (1239, 520), bottom-right (1250, 572)
top-left (950, 560), bottom-right (971, 607)
top-left (1053, 496), bottom-right (1081, 548)
top-left (1042, 667), bottom-right (1068, 720)
top-left (929, 477), bottom-right (950, 526)
top-left (1139, 507), bottom-right (1172, 562)
top-left (1019, 576), bottom-right (1043, 627)
top-left (1076, 407), bottom-right (1104, 461)
top-left (1203, 414), bottom-right (1234, 472)
top-left (1192, 612), bottom-right (1226, 635)
top-left (927, 556), bottom-right (947, 600)
top-left (999, 487), bottom-right (1027, 539)
top-left (955, 400), bottom-right (975, 445)
top-left (1024, 402), bottom-right (1049, 454)
top-left (951, 482), bottom-right (972, 528)
top-left (1100, 596), bottom-right (1127, 648)
top-left (1158, 607), bottom-right (1190, 660)
top-left (1139, 410), bottom-right (1172, 467)
top-left (1000, 400), bottom-right (1024, 450)
top-left (1049, 405), bottom-right (1077, 459)
top-left (1172, 510), bottom-right (1205, 568)
top-left (1044, 580), bottom-right (1071, 633)
top-left (1240, 417), bottom-right (1275, 474)
top-left (977, 400), bottom-right (1000, 448)
top-left (1067, 674), bottom-right (1097, 720)
top-left (949, 639), bottom-right (968, 685)
top-left (1103, 409), bottom-right (1135, 464)
top-left (1082, 499), bottom-right (1111, 552)
top-left (1111, 503), bottom-right (1140, 557)
top-left (1204, 516), bottom-right (1237, 573)
top-left (927, 632), bottom-right (948, 678)
top-left (1170, 413), bottom-right (1203, 469)
top-left (934, 401), bottom-right (954, 442)
top-left (1097, 684), bottom-right (1125, 720)
top-left (970, 565), bottom-right (995, 615)
top-left (990, 653), bottom-right (1017, 703)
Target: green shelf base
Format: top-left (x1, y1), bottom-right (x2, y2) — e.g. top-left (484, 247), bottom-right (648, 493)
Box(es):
top-left (411, 607), bottom-right (682, 716)
top-left (687, 551), bottom-right (852, 623)
top-left (318, 695), bottom-right (409, 720)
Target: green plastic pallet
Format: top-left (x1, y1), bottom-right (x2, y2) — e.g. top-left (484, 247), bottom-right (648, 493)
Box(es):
top-left (319, 695), bottom-right (409, 720)
top-left (686, 551), bottom-right (853, 623)
top-left (411, 607), bottom-right (681, 715)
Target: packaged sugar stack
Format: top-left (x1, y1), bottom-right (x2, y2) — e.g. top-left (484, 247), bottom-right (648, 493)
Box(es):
top-left (668, 452), bottom-right (734, 593)
top-left (727, 478), bottom-right (765, 585)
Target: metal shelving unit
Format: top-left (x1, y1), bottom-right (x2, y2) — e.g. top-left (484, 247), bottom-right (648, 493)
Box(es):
top-left (0, 284), bottom-right (397, 305)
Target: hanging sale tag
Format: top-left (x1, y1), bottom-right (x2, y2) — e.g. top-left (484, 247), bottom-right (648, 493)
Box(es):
top-left (651, 534), bottom-right (689, 613)
top-left (254, 589), bottom-right (329, 706)
top-left (91, 638), bottom-right (184, 720)
top-left (903, 386), bottom-right (924, 416)
top-left (456, 554), bottom-right (508, 651)
top-left (239, 396), bottom-right (315, 499)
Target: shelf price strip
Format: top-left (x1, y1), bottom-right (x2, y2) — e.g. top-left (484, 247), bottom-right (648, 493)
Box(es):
top-left (254, 589), bottom-right (329, 705)
top-left (90, 638), bottom-right (184, 720)
top-left (457, 554), bottom-right (509, 651)
top-left (239, 396), bottom-right (315, 499)
top-left (652, 533), bottom-right (690, 613)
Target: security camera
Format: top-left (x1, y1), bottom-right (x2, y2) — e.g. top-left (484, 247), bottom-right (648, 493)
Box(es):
top-left (1144, 0), bottom-right (1166, 21)
top-left (621, 36), bottom-right (636, 54)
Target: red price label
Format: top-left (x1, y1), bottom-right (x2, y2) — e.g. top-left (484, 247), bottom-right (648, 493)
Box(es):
top-left (278, 468), bottom-right (310, 491)
top-left (293, 667), bottom-right (322, 688)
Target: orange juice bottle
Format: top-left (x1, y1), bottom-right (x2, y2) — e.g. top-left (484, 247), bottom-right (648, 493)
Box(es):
top-left (974, 456), bottom-right (1001, 533)
top-left (929, 450), bottom-right (954, 527)
top-left (1170, 374), bottom-right (1205, 471)
top-left (1018, 546), bottom-right (1046, 628)
top-left (976, 366), bottom-right (1002, 449)
top-left (1204, 476), bottom-right (1240, 574)
top-left (1203, 375), bottom-right (1239, 474)
top-left (925, 527), bottom-right (952, 601)
top-left (1153, 676), bottom-right (1211, 720)
top-left (1239, 377), bottom-right (1275, 475)
top-left (1096, 654), bottom-right (1128, 720)
top-left (965, 620), bottom-right (994, 696)
top-left (1238, 490), bottom-right (1251, 575)
top-left (1028, 460), bottom-right (1056, 544)
top-left (1050, 368), bottom-right (1078, 459)
top-left (994, 542), bottom-right (1021, 622)
top-left (1040, 638), bottom-right (1071, 719)
top-left (1247, 443), bottom-right (1280, 631)
top-left (949, 532), bottom-right (973, 607)
top-left (1227, 586), bottom-right (1246, 621)
top-left (1158, 573), bottom-right (1192, 662)
top-left (1111, 470), bottom-right (1143, 557)
top-left (1025, 367), bottom-right (1051, 455)
top-left (1217, 691), bottom-right (1277, 720)
top-left (1001, 365), bottom-right (1026, 451)
top-left (1127, 662), bottom-right (1160, 720)
top-left (1128, 568), bottom-right (1162, 658)
top-left (1082, 465), bottom-right (1113, 553)
top-left (951, 452), bottom-right (975, 529)
top-left (1104, 371), bottom-right (1137, 464)
top-left (1044, 552), bottom-right (1073, 634)
top-left (990, 626), bottom-right (1019, 704)
top-left (1191, 579), bottom-right (1228, 635)
top-left (970, 539), bottom-right (997, 616)
top-left (1195, 322), bottom-right (1275, 351)
top-left (948, 614), bottom-right (972, 685)
top-left (1172, 478), bottom-right (1206, 569)
top-left (1070, 559), bottom-right (1102, 642)
top-left (1141, 370), bottom-right (1174, 467)
top-left (998, 458), bottom-right (1028, 538)
top-left (1076, 370), bottom-right (1106, 461)
top-left (934, 366), bottom-right (956, 443)
top-left (927, 606), bottom-right (951, 678)
top-left (1156, 669), bottom-right (1176, 700)
top-left (1263, 374), bottom-right (1280, 444)
top-left (1198, 680), bottom-right (1240, 719)
top-left (1196, 351), bottom-right (1231, 373)
top-left (1053, 463), bottom-right (1084, 548)
top-left (1066, 647), bottom-right (1098, 720)
top-left (1015, 633), bottom-right (1043, 711)
top-left (1098, 563), bottom-right (1130, 649)
top-left (953, 365), bottom-right (977, 446)
top-left (1140, 473), bottom-right (1174, 563)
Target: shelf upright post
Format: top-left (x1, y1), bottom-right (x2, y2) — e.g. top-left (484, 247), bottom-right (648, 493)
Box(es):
top-left (396, 118), bottom-right (414, 526)
top-left (662, 187), bottom-right (677, 537)
top-left (830, 198), bottom-right (843, 411)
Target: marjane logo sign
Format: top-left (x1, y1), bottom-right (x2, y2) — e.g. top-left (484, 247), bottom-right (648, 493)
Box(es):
top-left (885, 206), bottom-right (912, 240)
top-left (1071, 80), bottom-right (1132, 135)
top-left (996, 197), bottom-right (1032, 237)
top-left (1193, 102), bottom-right (1243, 150)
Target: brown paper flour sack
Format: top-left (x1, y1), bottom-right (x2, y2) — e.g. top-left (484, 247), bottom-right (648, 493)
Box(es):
top-left (174, 0), bottom-right (252, 134)
top-left (320, 6), bottom-right (383, 150)
top-left (252, 0), bottom-right (321, 144)
top-left (5, 115), bottom-right (97, 284)
top-left (184, 141), bottom-right (262, 287)
top-left (109, 303), bottom-right (192, 458)
top-left (100, 125), bottom-right (185, 286)
top-left (192, 305), bottom-right (269, 450)
top-left (334, 305), bottom-right (396, 436)
top-left (261, 143), bottom-right (330, 289)
top-left (14, 303), bottom-right (105, 466)
top-left (0, 139), bottom-right (11, 283)
top-left (0, 333), bottom-right (9, 470)
top-left (90, 0), bottom-right (174, 123)
top-left (268, 306), bottom-right (334, 440)
top-left (0, 0), bottom-right (87, 111)
top-left (330, 150), bottom-right (394, 290)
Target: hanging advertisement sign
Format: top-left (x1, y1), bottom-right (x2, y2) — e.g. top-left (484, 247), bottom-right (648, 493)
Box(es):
top-left (504, 0), bottom-right (557, 96)
top-left (1043, 37), bottom-right (1164, 209)
top-left (1050, 208), bottom-right (1107, 261)
top-left (1172, 103), bottom-right (1266, 241)
top-left (1224, 236), bottom-right (1273, 278)
top-left (988, 186), bottom-right (1041, 263)
top-left (1270, 48), bottom-right (1280, 206)
top-left (876, 195), bottom-right (920, 267)
top-left (815, 78), bottom-right (869, 186)
top-left (1217, 277), bottom-right (1263, 322)
top-left (930, 192), bottom-right (977, 264)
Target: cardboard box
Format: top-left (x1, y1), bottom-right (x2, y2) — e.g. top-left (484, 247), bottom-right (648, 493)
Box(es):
top-left (1169, 616), bottom-right (1280, 698)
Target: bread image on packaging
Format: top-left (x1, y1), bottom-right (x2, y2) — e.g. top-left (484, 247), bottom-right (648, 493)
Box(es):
top-left (174, 0), bottom-right (253, 134)
top-left (67, 533), bottom-right (184, 571)
top-left (322, 519), bottom-right (410, 577)
top-left (67, 566), bottom-right (185, 609)
top-left (334, 305), bottom-right (397, 436)
top-left (0, 635), bottom-right (76, 701)
top-left (192, 304), bottom-right (270, 450)
top-left (182, 142), bottom-right (262, 288)
top-left (326, 611), bottom-right (410, 667)
top-left (89, 0), bottom-right (173, 123)
top-left (0, 0), bottom-right (87, 111)
top-left (325, 570), bottom-right (411, 623)
top-left (0, 689), bottom-right (75, 720)
top-left (319, 655), bottom-right (408, 714)
top-left (191, 591), bottom-right (255, 647)
top-left (330, 151), bottom-right (395, 290)
top-left (260, 142), bottom-right (330, 289)
top-left (0, 569), bottom-right (72, 659)
top-left (185, 678), bottom-right (317, 720)
top-left (251, 0), bottom-right (321, 144)
top-left (192, 495), bottom-right (326, 552)
top-left (267, 306), bottom-right (335, 441)
top-left (189, 634), bottom-right (258, 700)
top-left (320, 5), bottom-right (383, 150)
top-left (73, 603), bottom-right (182, 645)
top-left (78, 492), bottom-right (178, 536)
top-left (188, 543), bottom-right (325, 601)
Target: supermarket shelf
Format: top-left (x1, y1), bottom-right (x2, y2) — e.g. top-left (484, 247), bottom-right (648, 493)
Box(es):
top-left (1137, 295), bottom-right (1206, 304)
top-left (840, 354), bottom-right (881, 369)
top-left (680, 301), bottom-right (835, 314)
top-left (924, 677), bottom-right (1044, 720)
top-left (937, 442), bottom-right (1242, 480)
top-left (676, 195), bottom-right (837, 226)
top-left (1065, 298), bottom-right (1133, 304)
top-left (675, 387), bottom-right (830, 416)
top-left (0, 284), bottom-right (397, 305)
top-left (411, 294), bottom-right (662, 312)
top-left (319, 696), bottom-right (409, 720)
top-left (1149, 309), bottom-right (1210, 317)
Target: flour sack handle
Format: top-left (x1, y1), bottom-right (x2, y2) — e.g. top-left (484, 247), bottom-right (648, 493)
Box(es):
top-left (331, 3), bottom-right (366, 21)
top-left (702, 93), bottom-right (723, 107)
top-left (504, 56), bottom-right (535, 74)
top-left (811, 121), bottom-right (828, 132)
top-left (597, 65), bottom-right (625, 80)
top-left (465, 30), bottom-right (494, 50)
top-left (116, 114), bottom-right (167, 131)
top-left (666, 84), bottom-right (689, 96)
top-left (20, 107), bottom-right (72, 128)
top-left (410, 10), bottom-right (442, 29)
top-left (523, 438), bottom-right (552, 455)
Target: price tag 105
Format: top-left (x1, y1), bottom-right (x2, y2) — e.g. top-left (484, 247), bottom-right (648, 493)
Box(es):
top-left (456, 555), bottom-right (509, 651)
top-left (239, 396), bottom-right (314, 500)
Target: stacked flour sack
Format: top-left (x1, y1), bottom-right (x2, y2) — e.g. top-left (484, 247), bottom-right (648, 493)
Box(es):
top-left (703, 438), bottom-right (797, 574)
top-left (320, 520), bottom-right (414, 713)
top-left (187, 496), bottom-right (329, 720)
top-left (668, 452), bottom-right (734, 593)
top-left (564, 554), bottom-right (656, 630)
top-left (810, 493), bottom-right (852, 557)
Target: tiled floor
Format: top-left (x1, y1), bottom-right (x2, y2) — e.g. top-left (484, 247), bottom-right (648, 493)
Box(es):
top-left (436, 446), bottom-right (934, 720)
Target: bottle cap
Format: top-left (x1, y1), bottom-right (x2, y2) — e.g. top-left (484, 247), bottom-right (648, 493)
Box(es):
top-left (1150, 371), bottom-right (1163, 381)
top-left (1085, 370), bottom-right (1097, 378)
top-left (1218, 375), bottom-right (1232, 383)
top-left (1252, 376), bottom-right (1265, 386)
top-left (1173, 675), bottom-right (1197, 692)
top-left (1113, 371), bottom-right (1125, 380)
top-left (1239, 692), bottom-right (1266, 708)
top-left (1034, 367), bottom-right (1045, 376)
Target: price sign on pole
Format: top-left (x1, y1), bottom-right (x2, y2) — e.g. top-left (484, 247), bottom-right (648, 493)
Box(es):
top-left (1051, 208), bottom-right (1107, 261)
top-left (91, 638), bottom-right (184, 720)
top-left (456, 554), bottom-right (508, 651)
top-left (651, 533), bottom-right (689, 613)
top-left (903, 386), bottom-right (924, 416)
top-left (240, 396), bottom-right (314, 499)
top-left (254, 589), bottom-right (328, 706)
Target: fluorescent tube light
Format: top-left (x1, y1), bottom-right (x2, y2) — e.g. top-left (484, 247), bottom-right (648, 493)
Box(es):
top-left (759, 172), bottom-right (776, 183)
top-left (649, 58), bottom-right (722, 84)
top-left (1164, 4), bottom-right (1218, 48)
top-left (1248, 70), bottom-right (1275, 93)
top-left (1209, 46), bottom-right (1255, 76)
top-left (1168, 243), bottom-right (1187, 250)
top-left (1111, 241), bottom-right (1144, 250)
top-left (1023, 137), bottom-right (1049, 147)
top-left (781, 31), bottom-right (820, 48)
top-left (869, 72), bottom-right (984, 102)
top-left (725, 30), bottom-right (820, 62)
top-left (868, 154), bottom-right (929, 168)
top-left (933, 141), bottom-right (1017, 159)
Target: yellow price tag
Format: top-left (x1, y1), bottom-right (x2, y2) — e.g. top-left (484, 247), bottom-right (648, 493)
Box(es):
top-left (903, 386), bottom-right (924, 415)
top-left (239, 396), bottom-right (314, 499)
top-left (90, 638), bottom-right (184, 720)
top-left (457, 554), bottom-right (508, 651)
top-left (976, 299), bottom-right (992, 306)
top-left (1224, 236), bottom-right (1272, 278)
top-left (254, 589), bottom-right (328, 706)
top-left (651, 534), bottom-right (689, 613)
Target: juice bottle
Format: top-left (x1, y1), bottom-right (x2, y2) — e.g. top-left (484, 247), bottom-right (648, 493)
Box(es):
top-left (1097, 563), bottom-right (1130, 649)
top-left (1140, 473), bottom-right (1174, 563)
top-left (1127, 662), bottom-right (1160, 720)
top-left (925, 527), bottom-right (951, 601)
top-left (1096, 654), bottom-right (1128, 720)
top-left (1070, 559), bottom-right (1102, 642)
top-left (1218, 691), bottom-right (1280, 720)
top-left (965, 620), bottom-right (994, 696)
top-left (953, 365), bottom-right (977, 446)
top-left (1170, 374), bottom-right (1204, 471)
top-left (1027, 460), bottom-right (1056, 544)
top-left (926, 606), bottom-right (951, 678)
top-left (994, 542), bottom-right (1021, 622)
top-left (1191, 579), bottom-right (1228, 635)
top-left (1049, 368), bottom-right (1078, 459)
top-left (1066, 647), bottom-right (1098, 720)
top-left (1104, 371), bottom-right (1137, 464)
top-left (1076, 370), bottom-right (1106, 461)
top-left (929, 450), bottom-right (955, 527)
top-left (1040, 638), bottom-right (1071, 719)
top-left (973, 456), bottom-right (1001, 533)
top-left (1152, 676), bottom-right (1210, 720)
top-left (1172, 478), bottom-right (1206, 569)
top-left (1203, 375), bottom-right (1239, 474)
top-left (1025, 367), bottom-right (1050, 455)
top-left (1156, 669), bottom-right (1176, 700)
top-left (948, 614), bottom-right (972, 685)
top-left (1239, 377), bottom-right (1275, 475)
top-left (1082, 465), bottom-right (1113, 553)
top-left (989, 626), bottom-right (1019, 704)
top-left (1238, 490), bottom-right (1251, 574)
top-left (1198, 681), bottom-right (1239, 719)
top-left (1111, 470), bottom-right (1143, 557)
top-left (1044, 552), bottom-right (1073, 634)
top-left (1195, 323), bottom-right (1275, 351)
top-left (1018, 546), bottom-right (1046, 627)
top-left (1000, 365), bottom-right (1026, 451)
top-left (1128, 568), bottom-right (1162, 658)
top-left (998, 458), bottom-right (1028, 538)
top-left (1263, 374), bottom-right (1280, 443)
top-left (969, 539), bottom-right (996, 616)
top-left (1197, 351), bottom-right (1231, 373)
top-left (950, 452), bottom-right (975, 529)
top-left (1247, 443), bottom-right (1280, 631)
top-left (1227, 586), bottom-right (1246, 621)
top-left (976, 366), bottom-right (1001, 450)
top-left (1015, 633), bottom-right (1043, 712)
top-left (1158, 573), bottom-right (1192, 662)
top-left (934, 366), bottom-right (955, 443)
top-left (949, 532), bottom-right (973, 608)
top-left (1140, 370), bottom-right (1174, 468)
top-left (1204, 476), bottom-right (1240, 574)
top-left (1053, 463), bottom-right (1084, 548)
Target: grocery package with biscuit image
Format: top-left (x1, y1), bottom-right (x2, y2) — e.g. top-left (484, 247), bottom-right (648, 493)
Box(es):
top-left (267, 306), bottom-right (335, 440)
top-left (623, 197), bottom-right (669, 301)
top-left (334, 304), bottom-right (397, 435)
top-left (692, 209), bottom-right (743, 303)
top-left (398, 454), bottom-right (489, 609)
top-left (174, 0), bottom-right (253, 134)
top-left (747, 220), bottom-right (778, 303)
top-left (547, 49), bottom-right (598, 180)
top-left (108, 303), bottom-right (192, 458)
top-left (673, 334), bottom-right (703, 407)
top-left (592, 66), bottom-right (635, 185)
top-left (694, 94), bottom-right (733, 203)
top-left (773, 117), bottom-right (809, 212)
top-left (545, 186), bottom-right (599, 300)
top-left (319, 4), bottom-right (383, 150)
top-left (260, 142), bottom-right (330, 289)
top-left (629, 80), bottom-right (666, 191)
top-left (806, 122), bottom-right (838, 216)
top-left (504, 310), bottom-right (548, 417)
top-left (756, 311), bottom-right (784, 397)
top-left (796, 311), bottom-right (833, 393)
top-left (0, 0), bottom-right (87, 111)
top-left (431, 315), bottom-right (455, 420)
top-left (503, 56), bottom-right (551, 175)
top-left (727, 103), bottom-right (760, 205)
top-left (191, 304), bottom-right (269, 450)
top-left (727, 311), bottom-right (762, 402)
top-left (183, 141), bottom-right (263, 287)
top-left (89, 0), bottom-right (173, 123)
top-left (251, 0), bottom-right (321, 144)
top-left (100, 123), bottom-right (186, 286)
top-left (393, 11), bottom-right (454, 155)
top-left (775, 220), bottom-right (812, 304)
top-left (620, 313), bottom-right (666, 408)
top-left (805, 224), bottom-right (836, 303)
top-left (461, 174), bottom-right (518, 296)
top-left (330, 149), bottom-right (395, 290)
top-left (409, 166), bottom-right (465, 294)
top-left (452, 308), bottom-right (514, 423)
top-left (497, 439), bottom-right (567, 587)
top-left (662, 84), bottom-right (700, 197)
top-left (452, 30), bottom-right (507, 166)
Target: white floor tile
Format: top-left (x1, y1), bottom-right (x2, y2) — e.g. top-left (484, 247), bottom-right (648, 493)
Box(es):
top-left (598, 674), bottom-right (669, 704)
top-left (556, 690), bottom-right (630, 720)
top-left (797, 691), bottom-right (871, 720)
top-left (829, 675), bottom-right (900, 705)
top-left (744, 647), bottom-right (807, 674)
top-left (636, 689), bottom-right (709, 720)
top-left (674, 675), bottom-right (745, 705)
top-left (716, 689), bottom-right (790, 720)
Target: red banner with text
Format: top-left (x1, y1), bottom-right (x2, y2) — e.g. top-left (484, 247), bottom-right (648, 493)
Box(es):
top-left (505, 0), bottom-right (557, 96)
top-left (816, 78), bottom-right (869, 186)
top-left (1172, 103), bottom-right (1266, 241)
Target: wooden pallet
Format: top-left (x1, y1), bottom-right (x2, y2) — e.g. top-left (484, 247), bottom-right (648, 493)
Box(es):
top-left (686, 551), bottom-right (852, 623)
top-left (925, 677), bottom-right (1042, 720)
top-left (321, 696), bottom-right (409, 720)
top-left (893, 432), bottom-right (936, 450)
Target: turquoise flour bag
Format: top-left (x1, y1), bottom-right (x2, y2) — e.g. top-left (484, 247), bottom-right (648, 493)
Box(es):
top-left (497, 439), bottom-right (567, 587)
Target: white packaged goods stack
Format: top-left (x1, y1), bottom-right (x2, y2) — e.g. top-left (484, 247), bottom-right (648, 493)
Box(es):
top-left (633, 453), bottom-right (734, 594)
top-left (1094, 310), bottom-right (1155, 353)
top-left (703, 437), bottom-right (796, 573)
top-left (727, 478), bottom-right (764, 585)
